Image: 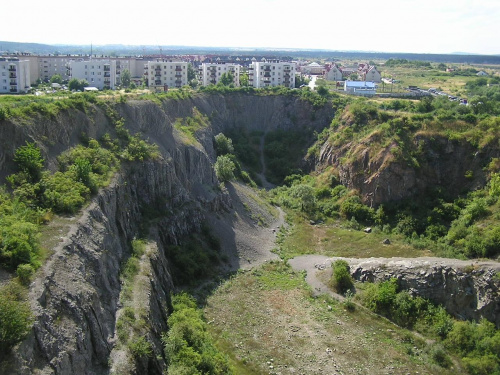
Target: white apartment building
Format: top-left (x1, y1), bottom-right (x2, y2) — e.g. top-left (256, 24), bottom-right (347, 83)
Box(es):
top-left (146, 61), bottom-right (188, 90)
top-left (37, 56), bottom-right (74, 82)
top-left (200, 63), bottom-right (240, 86)
top-left (248, 61), bottom-right (295, 88)
top-left (0, 58), bottom-right (31, 94)
top-left (67, 60), bottom-right (117, 90)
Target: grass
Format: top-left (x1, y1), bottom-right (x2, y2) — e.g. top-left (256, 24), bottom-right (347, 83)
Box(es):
top-left (204, 261), bottom-right (463, 374)
top-left (276, 213), bottom-right (429, 260)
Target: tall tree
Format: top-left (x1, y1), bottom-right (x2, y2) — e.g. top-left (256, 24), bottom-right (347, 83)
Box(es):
top-left (121, 69), bottom-right (131, 88)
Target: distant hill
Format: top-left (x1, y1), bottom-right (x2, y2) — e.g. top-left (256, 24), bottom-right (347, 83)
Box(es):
top-left (1, 40), bottom-right (499, 64)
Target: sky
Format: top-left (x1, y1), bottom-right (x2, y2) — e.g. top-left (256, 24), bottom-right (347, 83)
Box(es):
top-left (2, 0), bottom-right (499, 55)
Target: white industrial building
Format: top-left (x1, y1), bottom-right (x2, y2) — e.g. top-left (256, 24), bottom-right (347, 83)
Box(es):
top-left (200, 63), bottom-right (240, 86)
top-left (344, 81), bottom-right (376, 96)
top-left (0, 58), bottom-right (31, 93)
top-left (146, 61), bottom-right (188, 90)
top-left (67, 60), bottom-right (117, 90)
top-left (248, 61), bottom-right (295, 88)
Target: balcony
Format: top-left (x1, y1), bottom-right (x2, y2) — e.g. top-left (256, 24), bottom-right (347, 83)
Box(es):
top-left (264, 68), bottom-right (271, 72)
top-left (10, 88), bottom-right (17, 93)
top-left (116, 70), bottom-right (121, 75)
top-left (10, 81), bottom-right (17, 85)
top-left (264, 73), bottom-right (271, 77)
top-left (9, 73), bottom-right (17, 78)
top-left (155, 72), bottom-right (161, 77)
top-left (104, 66), bottom-right (111, 72)
top-left (175, 66), bottom-right (182, 71)
top-left (104, 73), bottom-right (110, 77)
top-left (263, 80), bottom-right (271, 84)
top-left (8, 67), bottom-right (16, 71)
top-left (284, 73), bottom-right (290, 78)
top-left (175, 73), bottom-right (182, 77)
top-left (155, 67), bottom-right (161, 71)
top-left (154, 80), bottom-right (162, 85)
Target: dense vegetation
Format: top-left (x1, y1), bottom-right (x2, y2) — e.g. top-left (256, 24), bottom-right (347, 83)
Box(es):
top-left (358, 279), bottom-right (500, 374)
top-left (162, 293), bottom-right (232, 374)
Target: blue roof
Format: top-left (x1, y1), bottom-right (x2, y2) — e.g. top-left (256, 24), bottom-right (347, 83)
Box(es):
top-left (345, 81), bottom-right (376, 88)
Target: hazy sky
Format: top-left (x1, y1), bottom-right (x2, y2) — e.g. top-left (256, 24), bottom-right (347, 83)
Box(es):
top-left (2, 0), bottom-right (499, 55)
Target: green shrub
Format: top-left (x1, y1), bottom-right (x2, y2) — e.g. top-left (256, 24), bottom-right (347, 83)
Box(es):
top-left (214, 155), bottom-right (235, 182)
top-left (214, 133), bottom-right (234, 156)
top-left (16, 264), bottom-right (35, 285)
top-left (0, 282), bottom-right (33, 354)
top-left (362, 278), bottom-right (398, 314)
top-left (41, 171), bottom-right (90, 213)
top-left (162, 293), bottom-right (232, 374)
top-left (429, 343), bottom-right (452, 368)
top-left (128, 336), bottom-right (152, 358)
top-left (13, 142), bottom-right (44, 182)
top-left (330, 260), bottom-right (353, 294)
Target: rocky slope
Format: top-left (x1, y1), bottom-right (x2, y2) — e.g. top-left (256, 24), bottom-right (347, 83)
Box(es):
top-left (317, 133), bottom-right (499, 206)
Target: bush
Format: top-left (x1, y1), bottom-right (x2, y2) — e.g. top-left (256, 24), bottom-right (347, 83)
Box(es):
top-left (330, 260), bottom-right (353, 294)
top-left (128, 336), bottom-right (152, 358)
top-left (214, 155), bottom-right (235, 182)
top-left (214, 133), bottom-right (234, 156)
top-left (429, 343), bottom-right (452, 368)
top-left (13, 142), bottom-right (44, 182)
top-left (162, 293), bottom-right (232, 374)
top-left (0, 282), bottom-right (33, 354)
top-left (16, 264), bottom-right (34, 285)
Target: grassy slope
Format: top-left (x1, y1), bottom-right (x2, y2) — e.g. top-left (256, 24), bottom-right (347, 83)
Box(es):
top-left (204, 261), bottom-right (462, 375)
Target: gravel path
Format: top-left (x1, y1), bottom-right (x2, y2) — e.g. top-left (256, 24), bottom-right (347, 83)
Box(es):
top-left (289, 254), bottom-right (500, 299)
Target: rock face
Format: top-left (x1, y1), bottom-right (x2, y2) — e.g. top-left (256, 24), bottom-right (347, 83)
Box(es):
top-left (347, 257), bottom-right (500, 327)
top-left (0, 93), bottom-right (333, 374)
top-left (317, 132), bottom-right (499, 206)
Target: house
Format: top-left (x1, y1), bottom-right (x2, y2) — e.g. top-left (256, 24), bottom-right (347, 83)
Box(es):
top-left (359, 65), bottom-right (381, 83)
top-left (0, 58), bottom-right (31, 93)
top-left (324, 63), bottom-right (343, 81)
top-left (344, 81), bottom-right (376, 96)
top-left (477, 71), bottom-right (488, 76)
top-left (200, 63), bottom-right (241, 86)
top-left (145, 61), bottom-right (189, 90)
top-left (248, 61), bottom-right (296, 88)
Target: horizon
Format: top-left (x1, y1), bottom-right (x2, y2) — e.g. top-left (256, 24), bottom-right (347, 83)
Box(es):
top-left (2, 40), bottom-right (499, 58)
top-left (2, 0), bottom-right (499, 56)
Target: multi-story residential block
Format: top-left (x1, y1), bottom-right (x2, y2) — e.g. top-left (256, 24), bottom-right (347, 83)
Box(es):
top-left (248, 61), bottom-right (295, 88)
top-left (200, 63), bottom-right (240, 86)
top-left (146, 61), bottom-right (188, 90)
top-left (0, 58), bottom-right (31, 93)
top-left (37, 56), bottom-right (74, 82)
top-left (67, 60), bottom-right (117, 90)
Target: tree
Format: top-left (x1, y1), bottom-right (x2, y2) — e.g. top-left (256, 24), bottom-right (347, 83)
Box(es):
top-left (49, 74), bottom-right (63, 84)
top-left (289, 184), bottom-right (316, 212)
top-left (214, 133), bottom-right (234, 156)
top-left (13, 142), bottom-right (44, 182)
top-left (316, 85), bottom-right (329, 96)
top-left (220, 72), bottom-right (234, 86)
top-left (330, 260), bottom-right (353, 294)
top-left (349, 73), bottom-right (359, 81)
top-left (187, 64), bottom-right (196, 81)
top-left (120, 69), bottom-right (131, 88)
top-left (240, 72), bottom-right (249, 87)
top-left (214, 155), bottom-right (235, 182)
top-left (68, 78), bottom-right (88, 91)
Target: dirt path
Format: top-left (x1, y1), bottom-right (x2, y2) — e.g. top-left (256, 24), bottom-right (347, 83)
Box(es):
top-left (289, 254), bottom-right (500, 299)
